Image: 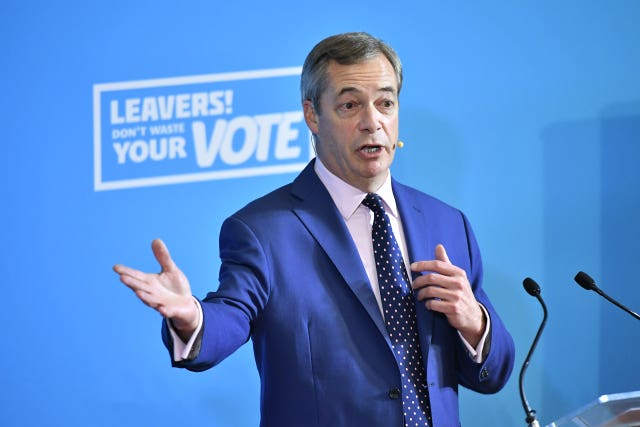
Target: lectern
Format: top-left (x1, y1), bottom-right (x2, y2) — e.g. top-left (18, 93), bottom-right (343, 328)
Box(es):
top-left (547, 391), bottom-right (640, 427)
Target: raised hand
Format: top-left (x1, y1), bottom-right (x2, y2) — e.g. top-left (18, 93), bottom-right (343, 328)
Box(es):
top-left (410, 244), bottom-right (485, 346)
top-left (113, 239), bottom-right (199, 338)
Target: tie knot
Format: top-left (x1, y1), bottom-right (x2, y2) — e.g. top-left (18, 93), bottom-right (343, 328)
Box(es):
top-left (362, 193), bottom-right (385, 215)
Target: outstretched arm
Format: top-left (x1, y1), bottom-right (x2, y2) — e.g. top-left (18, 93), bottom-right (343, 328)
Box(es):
top-left (113, 239), bottom-right (199, 342)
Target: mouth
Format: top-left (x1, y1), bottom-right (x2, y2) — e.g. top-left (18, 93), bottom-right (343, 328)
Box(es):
top-left (359, 144), bottom-right (384, 154)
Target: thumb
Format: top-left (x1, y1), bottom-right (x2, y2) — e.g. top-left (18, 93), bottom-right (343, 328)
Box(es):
top-left (151, 238), bottom-right (175, 272)
top-left (435, 244), bottom-right (451, 264)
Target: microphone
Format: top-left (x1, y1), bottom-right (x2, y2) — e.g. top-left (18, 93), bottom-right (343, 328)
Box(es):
top-left (519, 277), bottom-right (548, 427)
top-left (574, 271), bottom-right (640, 320)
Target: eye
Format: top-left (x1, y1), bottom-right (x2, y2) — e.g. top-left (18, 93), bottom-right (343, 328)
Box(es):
top-left (336, 101), bottom-right (360, 116)
top-left (376, 98), bottom-right (397, 114)
top-left (381, 100), bottom-right (394, 108)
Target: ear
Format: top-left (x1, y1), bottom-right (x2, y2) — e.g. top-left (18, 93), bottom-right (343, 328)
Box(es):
top-left (303, 100), bottom-right (319, 134)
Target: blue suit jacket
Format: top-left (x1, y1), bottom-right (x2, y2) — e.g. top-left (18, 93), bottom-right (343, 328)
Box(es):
top-left (163, 160), bottom-right (515, 427)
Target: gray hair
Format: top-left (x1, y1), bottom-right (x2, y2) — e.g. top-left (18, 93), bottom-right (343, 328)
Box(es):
top-left (300, 32), bottom-right (403, 113)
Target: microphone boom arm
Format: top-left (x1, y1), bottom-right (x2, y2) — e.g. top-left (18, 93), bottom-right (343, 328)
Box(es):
top-left (593, 287), bottom-right (640, 320)
top-left (574, 271), bottom-right (640, 321)
top-left (519, 279), bottom-right (548, 427)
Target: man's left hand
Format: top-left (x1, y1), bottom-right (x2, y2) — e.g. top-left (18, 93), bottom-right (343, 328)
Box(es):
top-left (410, 244), bottom-right (486, 347)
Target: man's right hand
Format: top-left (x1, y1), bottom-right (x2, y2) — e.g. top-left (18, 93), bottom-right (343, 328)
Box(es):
top-left (114, 239), bottom-right (199, 341)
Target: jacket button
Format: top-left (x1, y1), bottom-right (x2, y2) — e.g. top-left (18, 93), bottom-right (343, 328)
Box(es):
top-left (388, 388), bottom-right (401, 399)
top-left (480, 368), bottom-right (489, 379)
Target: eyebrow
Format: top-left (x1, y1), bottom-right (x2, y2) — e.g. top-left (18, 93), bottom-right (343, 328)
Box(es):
top-left (337, 86), bottom-right (397, 97)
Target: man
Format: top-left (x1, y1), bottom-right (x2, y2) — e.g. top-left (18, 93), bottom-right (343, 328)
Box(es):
top-left (114, 32), bottom-right (515, 426)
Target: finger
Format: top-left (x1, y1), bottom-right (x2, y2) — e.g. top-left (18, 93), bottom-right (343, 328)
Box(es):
top-left (113, 263), bottom-right (142, 278)
top-left (410, 260), bottom-right (453, 275)
top-left (424, 298), bottom-right (455, 315)
top-left (410, 260), bottom-right (439, 272)
top-left (113, 264), bottom-right (153, 284)
top-left (133, 289), bottom-right (164, 311)
top-left (416, 285), bottom-right (441, 301)
top-left (151, 239), bottom-right (176, 273)
top-left (435, 244), bottom-right (451, 264)
top-left (117, 271), bottom-right (154, 293)
top-left (410, 254), bottom-right (450, 272)
top-left (415, 275), bottom-right (457, 297)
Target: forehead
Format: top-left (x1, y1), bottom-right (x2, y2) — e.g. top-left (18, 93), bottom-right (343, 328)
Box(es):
top-left (324, 55), bottom-right (398, 97)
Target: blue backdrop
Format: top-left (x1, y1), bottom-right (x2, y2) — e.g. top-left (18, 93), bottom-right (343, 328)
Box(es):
top-left (2, 1), bottom-right (639, 426)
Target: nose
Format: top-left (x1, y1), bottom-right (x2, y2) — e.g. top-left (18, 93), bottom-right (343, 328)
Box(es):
top-left (358, 105), bottom-right (382, 134)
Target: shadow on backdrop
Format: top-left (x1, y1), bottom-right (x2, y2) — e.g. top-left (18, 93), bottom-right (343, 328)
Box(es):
top-left (541, 101), bottom-right (640, 425)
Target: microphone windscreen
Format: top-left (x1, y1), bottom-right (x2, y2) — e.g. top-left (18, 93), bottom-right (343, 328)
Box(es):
top-left (574, 271), bottom-right (596, 290)
top-left (523, 277), bottom-right (541, 296)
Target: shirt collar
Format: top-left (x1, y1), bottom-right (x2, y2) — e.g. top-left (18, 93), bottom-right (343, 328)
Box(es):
top-left (314, 158), bottom-right (399, 220)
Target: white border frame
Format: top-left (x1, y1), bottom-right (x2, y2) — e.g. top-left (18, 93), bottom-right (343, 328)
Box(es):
top-left (93, 66), bottom-right (306, 191)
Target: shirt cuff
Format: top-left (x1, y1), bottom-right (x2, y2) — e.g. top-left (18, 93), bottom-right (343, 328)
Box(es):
top-left (458, 303), bottom-right (491, 363)
top-left (168, 297), bottom-right (203, 361)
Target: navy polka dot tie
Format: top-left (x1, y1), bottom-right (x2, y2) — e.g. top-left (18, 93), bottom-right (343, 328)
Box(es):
top-left (362, 193), bottom-right (432, 427)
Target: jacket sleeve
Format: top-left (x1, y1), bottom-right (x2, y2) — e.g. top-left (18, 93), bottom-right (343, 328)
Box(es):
top-left (456, 211), bottom-right (515, 394)
top-left (161, 215), bottom-right (270, 372)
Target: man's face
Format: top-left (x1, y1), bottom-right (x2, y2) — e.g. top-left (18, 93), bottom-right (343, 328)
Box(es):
top-left (303, 54), bottom-right (399, 193)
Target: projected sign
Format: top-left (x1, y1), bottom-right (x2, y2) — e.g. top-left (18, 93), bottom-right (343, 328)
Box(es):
top-left (93, 67), bottom-right (311, 191)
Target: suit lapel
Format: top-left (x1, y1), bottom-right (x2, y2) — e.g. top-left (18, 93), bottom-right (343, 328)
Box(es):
top-left (290, 161), bottom-right (390, 342)
top-left (393, 180), bottom-right (436, 355)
